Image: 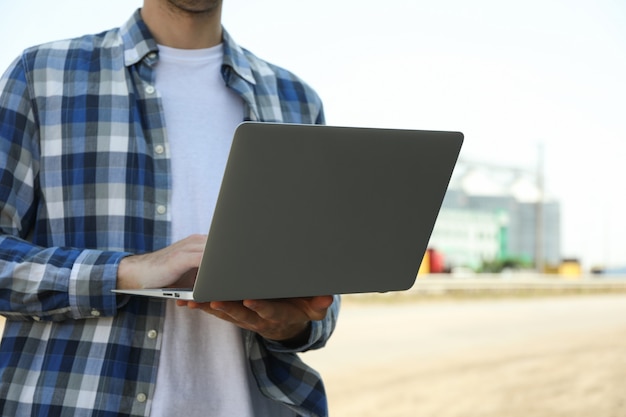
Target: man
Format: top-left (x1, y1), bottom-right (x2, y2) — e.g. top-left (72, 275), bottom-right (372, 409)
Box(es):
top-left (0, 1), bottom-right (339, 416)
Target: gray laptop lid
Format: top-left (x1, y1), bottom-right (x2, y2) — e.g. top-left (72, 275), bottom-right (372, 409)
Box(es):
top-left (188, 122), bottom-right (463, 302)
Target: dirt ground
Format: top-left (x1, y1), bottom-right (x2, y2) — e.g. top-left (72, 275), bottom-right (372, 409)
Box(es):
top-left (302, 294), bottom-right (626, 417)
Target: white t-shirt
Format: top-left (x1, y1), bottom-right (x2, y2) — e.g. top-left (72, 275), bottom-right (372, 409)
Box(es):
top-left (151, 43), bottom-right (252, 417)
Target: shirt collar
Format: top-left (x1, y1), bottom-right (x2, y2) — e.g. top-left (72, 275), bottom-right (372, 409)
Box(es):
top-left (119, 9), bottom-right (159, 67)
top-left (118, 9), bottom-right (256, 86)
top-left (221, 30), bottom-right (256, 85)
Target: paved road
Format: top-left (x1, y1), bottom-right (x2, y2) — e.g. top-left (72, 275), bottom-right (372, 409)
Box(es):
top-left (302, 294), bottom-right (626, 417)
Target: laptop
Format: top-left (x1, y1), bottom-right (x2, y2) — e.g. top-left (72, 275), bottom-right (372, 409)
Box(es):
top-left (113, 122), bottom-right (463, 302)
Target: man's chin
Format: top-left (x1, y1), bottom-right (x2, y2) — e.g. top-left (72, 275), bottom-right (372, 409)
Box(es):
top-left (165, 0), bottom-right (221, 15)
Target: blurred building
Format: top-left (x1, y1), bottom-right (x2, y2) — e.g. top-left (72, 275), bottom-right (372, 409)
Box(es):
top-left (428, 160), bottom-right (561, 271)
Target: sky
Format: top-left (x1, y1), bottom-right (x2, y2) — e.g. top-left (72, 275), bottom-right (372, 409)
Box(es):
top-left (1, 0), bottom-right (625, 269)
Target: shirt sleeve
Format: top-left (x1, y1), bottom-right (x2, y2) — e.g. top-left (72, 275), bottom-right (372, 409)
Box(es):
top-left (0, 55), bottom-right (129, 322)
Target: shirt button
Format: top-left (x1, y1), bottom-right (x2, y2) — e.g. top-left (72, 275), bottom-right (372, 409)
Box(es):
top-left (145, 85), bottom-right (156, 95)
top-left (156, 205), bottom-right (167, 215)
top-left (147, 330), bottom-right (158, 339)
top-left (147, 52), bottom-right (157, 59)
top-left (136, 393), bottom-right (147, 403)
top-left (91, 309), bottom-right (101, 317)
top-left (154, 145), bottom-right (164, 155)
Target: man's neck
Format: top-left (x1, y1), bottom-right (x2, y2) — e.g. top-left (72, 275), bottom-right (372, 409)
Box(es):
top-left (141, 1), bottom-right (223, 49)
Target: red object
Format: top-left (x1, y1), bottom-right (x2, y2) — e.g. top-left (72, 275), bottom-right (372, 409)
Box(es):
top-left (428, 248), bottom-right (446, 273)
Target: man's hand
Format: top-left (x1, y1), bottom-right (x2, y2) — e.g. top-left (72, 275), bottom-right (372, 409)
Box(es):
top-left (116, 233), bottom-right (334, 343)
top-left (117, 234), bottom-right (207, 290)
top-left (177, 296), bottom-right (335, 344)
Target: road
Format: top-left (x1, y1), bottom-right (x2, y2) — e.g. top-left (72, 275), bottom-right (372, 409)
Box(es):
top-left (302, 294), bottom-right (626, 417)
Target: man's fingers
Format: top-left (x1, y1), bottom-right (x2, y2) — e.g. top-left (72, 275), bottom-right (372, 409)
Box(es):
top-left (179, 296), bottom-right (335, 341)
top-left (243, 296), bottom-right (333, 321)
top-left (289, 296), bottom-right (334, 321)
top-left (117, 234), bottom-right (208, 290)
top-left (309, 295), bottom-right (335, 313)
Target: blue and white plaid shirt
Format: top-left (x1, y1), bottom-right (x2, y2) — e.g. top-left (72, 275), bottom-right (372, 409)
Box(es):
top-left (0, 10), bottom-right (338, 417)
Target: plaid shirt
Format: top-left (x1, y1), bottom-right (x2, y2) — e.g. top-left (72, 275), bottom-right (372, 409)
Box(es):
top-left (0, 10), bottom-right (338, 417)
